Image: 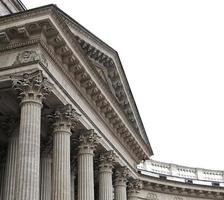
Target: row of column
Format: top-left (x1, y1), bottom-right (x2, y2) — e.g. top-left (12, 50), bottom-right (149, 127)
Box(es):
top-left (0, 70), bottom-right (142, 200)
top-left (0, 138), bottom-right (140, 200)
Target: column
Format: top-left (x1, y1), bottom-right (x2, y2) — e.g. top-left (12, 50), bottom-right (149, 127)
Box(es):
top-left (78, 129), bottom-right (99, 200)
top-left (40, 153), bottom-right (52, 200)
top-left (0, 148), bottom-right (6, 200)
top-left (114, 167), bottom-right (129, 200)
top-left (12, 70), bottom-right (52, 200)
top-left (71, 171), bottom-right (75, 200)
top-left (99, 151), bottom-right (116, 200)
top-left (71, 159), bottom-right (76, 200)
top-left (51, 104), bottom-right (80, 200)
top-left (127, 179), bottom-right (142, 200)
top-left (40, 135), bottom-right (53, 200)
top-left (3, 122), bottom-right (19, 200)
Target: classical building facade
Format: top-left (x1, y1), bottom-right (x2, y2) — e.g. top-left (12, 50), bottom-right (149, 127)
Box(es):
top-left (0, 1), bottom-right (223, 200)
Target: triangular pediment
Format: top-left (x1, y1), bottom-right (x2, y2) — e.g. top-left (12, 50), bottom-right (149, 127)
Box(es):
top-left (0, 5), bottom-right (153, 160)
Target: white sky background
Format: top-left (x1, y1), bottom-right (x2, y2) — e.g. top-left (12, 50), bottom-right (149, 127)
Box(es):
top-left (23, 0), bottom-right (224, 170)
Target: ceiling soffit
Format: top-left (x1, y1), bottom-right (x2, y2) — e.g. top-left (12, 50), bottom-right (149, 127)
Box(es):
top-left (0, 5), bottom-right (152, 161)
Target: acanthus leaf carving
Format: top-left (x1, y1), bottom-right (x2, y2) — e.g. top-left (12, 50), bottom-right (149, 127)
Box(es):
top-left (48, 104), bottom-right (81, 133)
top-left (128, 179), bottom-right (143, 194)
top-left (99, 150), bottom-right (116, 170)
top-left (79, 129), bottom-right (99, 150)
top-left (114, 166), bottom-right (129, 185)
top-left (11, 70), bottom-right (53, 104)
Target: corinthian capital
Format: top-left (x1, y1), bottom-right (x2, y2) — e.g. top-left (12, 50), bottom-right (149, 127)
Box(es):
top-left (79, 129), bottom-right (99, 150)
top-left (49, 104), bottom-right (80, 134)
top-left (128, 179), bottom-right (143, 194)
top-left (114, 166), bottom-right (129, 185)
top-left (99, 150), bottom-right (116, 171)
top-left (11, 70), bottom-right (53, 104)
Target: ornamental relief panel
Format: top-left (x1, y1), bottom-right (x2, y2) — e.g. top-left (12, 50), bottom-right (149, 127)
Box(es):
top-left (146, 192), bottom-right (158, 200)
top-left (13, 50), bottom-right (48, 67)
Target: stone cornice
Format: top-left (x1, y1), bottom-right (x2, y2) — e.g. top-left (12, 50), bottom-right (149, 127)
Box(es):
top-left (0, 7), bottom-right (151, 162)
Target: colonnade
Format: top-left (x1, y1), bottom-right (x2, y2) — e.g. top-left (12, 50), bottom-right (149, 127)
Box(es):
top-left (0, 70), bottom-right (142, 200)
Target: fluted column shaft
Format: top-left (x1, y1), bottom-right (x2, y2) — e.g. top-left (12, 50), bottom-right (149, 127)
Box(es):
top-left (99, 151), bottom-right (116, 200)
top-left (3, 132), bottom-right (19, 200)
top-left (40, 153), bottom-right (52, 200)
top-left (12, 70), bottom-right (52, 200)
top-left (114, 183), bottom-right (127, 200)
top-left (71, 171), bottom-right (75, 200)
top-left (99, 169), bottom-right (113, 200)
top-left (114, 167), bottom-right (129, 200)
top-left (78, 148), bottom-right (94, 200)
top-left (78, 130), bottom-right (98, 200)
top-left (17, 100), bottom-right (42, 200)
top-left (52, 130), bottom-right (71, 200)
top-left (51, 104), bottom-right (79, 200)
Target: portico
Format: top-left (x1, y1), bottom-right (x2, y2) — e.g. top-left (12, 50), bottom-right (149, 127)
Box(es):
top-left (0, 67), bottom-right (140, 200)
top-left (0, 6), bottom-right (151, 197)
top-left (0, 1), bottom-right (223, 200)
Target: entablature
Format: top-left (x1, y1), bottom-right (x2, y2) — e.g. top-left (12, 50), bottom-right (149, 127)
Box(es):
top-left (140, 174), bottom-right (224, 199)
